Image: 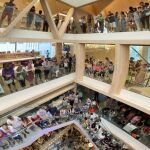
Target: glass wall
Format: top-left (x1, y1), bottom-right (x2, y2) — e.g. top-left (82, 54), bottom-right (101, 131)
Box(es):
top-left (126, 45), bottom-right (150, 98)
top-left (85, 44), bottom-right (115, 84)
top-left (0, 42), bottom-right (55, 58)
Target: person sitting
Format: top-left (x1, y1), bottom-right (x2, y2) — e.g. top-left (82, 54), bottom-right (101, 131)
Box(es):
top-left (0, 129), bottom-right (9, 149)
top-left (21, 117), bottom-right (36, 131)
top-left (48, 104), bottom-right (58, 116)
top-left (7, 115), bottom-right (29, 138)
top-left (37, 107), bottom-right (49, 120)
top-left (6, 124), bottom-right (23, 143)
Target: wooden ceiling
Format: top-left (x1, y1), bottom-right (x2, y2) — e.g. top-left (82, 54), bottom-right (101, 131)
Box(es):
top-left (2, 0), bottom-right (146, 16)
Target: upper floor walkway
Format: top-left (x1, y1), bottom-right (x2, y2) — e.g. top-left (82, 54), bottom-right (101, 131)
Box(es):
top-left (0, 28), bottom-right (150, 45)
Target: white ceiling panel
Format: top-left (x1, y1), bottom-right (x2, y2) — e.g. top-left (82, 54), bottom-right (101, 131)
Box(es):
top-left (59, 0), bottom-right (98, 7)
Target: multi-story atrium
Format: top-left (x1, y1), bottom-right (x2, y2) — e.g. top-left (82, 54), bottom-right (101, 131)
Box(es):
top-left (0, 0), bottom-right (150, 150)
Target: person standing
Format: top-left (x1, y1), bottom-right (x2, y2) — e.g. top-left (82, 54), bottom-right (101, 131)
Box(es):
top-left (97, 13), bottom-right (104, 33)
top-left (26, 6), bottom-right (35, 29)
top-left (80, 16), bottom-right (87, 33)
top-left (133, 8), bottom-right (141, 31)
top-left (25, 61), bottom-right (34, 86)
top-left (120, 11), bottom-right (126, 32)
top-left (2, 63), bottom-right (17, 93)
top-left (108, 11), bottom-right (116, 32)
top-left (34, 59), bottom-right (43, 84)
top-left (0, 0), bottom-right (16, 26)
top-left (115, 12), bottom-right (120, 32)
top-left (35, 10), bottom-right (43, 31)
top-left (42, 58), bottom-right (49, 82)
top-left (43, 16), bottom-right (49, 32)
top-left (16, 65), bottom-right (26, 88)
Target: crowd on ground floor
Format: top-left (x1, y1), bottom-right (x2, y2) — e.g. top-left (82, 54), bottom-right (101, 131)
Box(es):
top-left (0, 90), bottom-right (129, 150)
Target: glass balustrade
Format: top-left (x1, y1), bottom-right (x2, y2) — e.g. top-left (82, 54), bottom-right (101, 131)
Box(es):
top-left (125, 45), bottom-right (150, 98)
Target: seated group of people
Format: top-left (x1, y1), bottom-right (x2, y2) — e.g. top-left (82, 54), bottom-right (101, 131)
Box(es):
top-left (102, 98), bottom-right (150, 141)
top-left (0, 53), bottom-right (76, 94)
top-left (0, 103), bottom-right (59, 149)
top-left (85, 56), bottom-right (114, 83)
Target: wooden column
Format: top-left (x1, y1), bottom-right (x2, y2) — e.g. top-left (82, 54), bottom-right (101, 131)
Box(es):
top-left (40, 0), bottom-right (59, 39)
top-left (75, 43), bottom-right (85, 82)
top-left (110, 44), bottom-right (129, 94)
top-left (59, 8), bottom-right (74, 38)
top-left (55, 43), bottom-right (62, 63)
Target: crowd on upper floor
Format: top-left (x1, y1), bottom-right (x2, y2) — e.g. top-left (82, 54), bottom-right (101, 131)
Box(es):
top-left (0, 1), bottom-right (150, 34)
top-left (0, 52), bottom-right (76, 94)
top-left (0, 90), bottom-right (128, 150)
top-left (77, 2), bottom-right (150, 33)
top-left (85, 56), bottom-right (114, 83)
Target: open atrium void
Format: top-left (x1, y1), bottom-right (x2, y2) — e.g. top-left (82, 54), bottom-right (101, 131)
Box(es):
top-left (0, 0), bottom-right (150, 150)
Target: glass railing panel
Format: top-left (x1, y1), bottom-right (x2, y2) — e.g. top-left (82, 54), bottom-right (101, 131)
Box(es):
top-left (125, 45), bottom-right (150, 98)
top-left (84, 44), bottom-right (115, 84)
top-left (0, 56), bottom-right (76, 97)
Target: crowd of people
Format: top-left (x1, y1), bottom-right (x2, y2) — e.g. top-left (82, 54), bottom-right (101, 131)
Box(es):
top-left (102, 97), bottom-right (150, 145)
top-left (78, 2), bottom-right (150, 33)
top-left (0, 90), bottom-right (128, 150)
top-left (22, 127), bottom-right (93, 150)
top-left (85, 56), bottom-right (114, 83)
top-left (126, 57), bottom-right (148, 86)
top-left (0, 1), bottom-right (150, 33)
top-left (0, 53), bottom-right (76, 94)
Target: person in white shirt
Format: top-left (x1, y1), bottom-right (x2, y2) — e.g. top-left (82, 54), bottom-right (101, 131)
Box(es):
top-left (7, 116), bottom-right (23, 130)
top-left (7, 115), bottom-right (28, 138)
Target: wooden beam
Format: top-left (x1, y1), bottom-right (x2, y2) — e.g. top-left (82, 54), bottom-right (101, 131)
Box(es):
top-left (110, 44), bottom-right (129, 94)
top-left (40, 0), bottom-right (59, 39)
top-left (58, 8), bottom-right (74, 38)
top-left (1, 0), bottom-right (39, 38)
top-left (55, 43), bottom-right (62, 63)
top-left (75, 43), bottom-right (85, 82)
